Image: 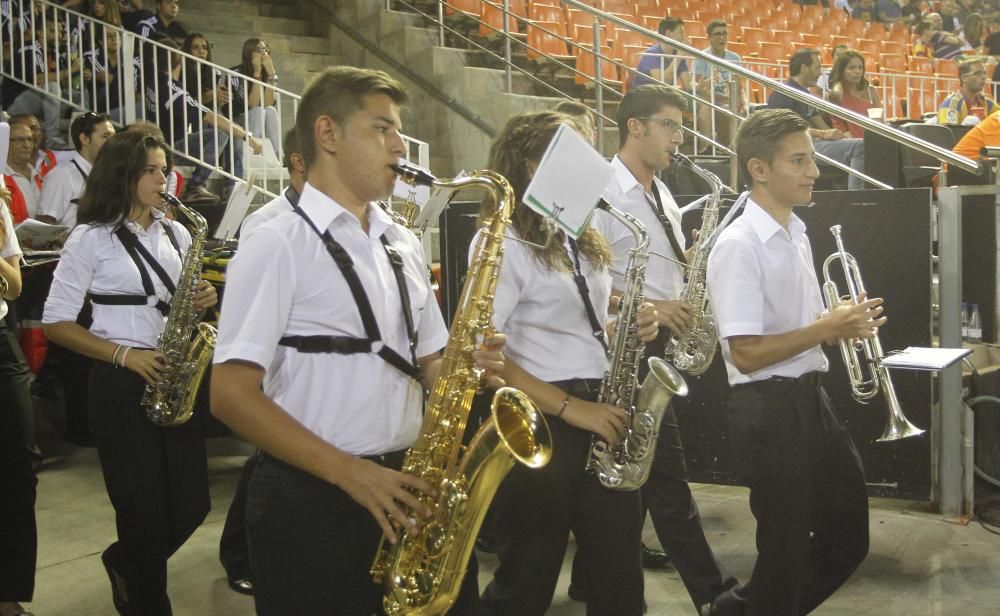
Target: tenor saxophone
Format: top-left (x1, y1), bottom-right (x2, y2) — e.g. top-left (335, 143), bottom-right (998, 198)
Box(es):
top-left (664, 152), bottom-right (724, 375)
top-left (586, 201), bottom-right (688, 491)
top-left (141, 192), bottom-right (216, 427)
top-left (370, 163), bottom-right (552, 615)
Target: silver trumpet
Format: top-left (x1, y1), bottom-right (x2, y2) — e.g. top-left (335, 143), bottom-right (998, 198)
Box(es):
top-left (822, 225), bottom-right (924, 442)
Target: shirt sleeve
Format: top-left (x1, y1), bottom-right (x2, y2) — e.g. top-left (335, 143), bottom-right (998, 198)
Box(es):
top-left (706, 234), bottom-right (764, 339)
top-left (213, 225), bottom-right (296, 369)
top-left (953, 118), bottom-right (989, 159)
top-left (36, 169), bottom-right (73, 223)
top-left (42, 225), bottom-right (99, 324)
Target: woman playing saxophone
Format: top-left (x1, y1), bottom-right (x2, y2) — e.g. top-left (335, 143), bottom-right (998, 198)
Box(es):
top-left (477, 111), bottom-right (659, 616)
top-left (42, 131), bottom-right (217, 614)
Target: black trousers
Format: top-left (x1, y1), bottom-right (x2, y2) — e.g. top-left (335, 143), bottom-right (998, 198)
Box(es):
top-left (0, 317), bottom-right (37, 602)
top-left (247, 452), bottom-right (480, 616)
top-left (219, 453), bottom-right (257, 581)
top-left (727, 376), bottom-right (869, 616)
top-left (89, 361), bottom-right (210, 616)
top-left (479, 379), bottom-right (644, 616)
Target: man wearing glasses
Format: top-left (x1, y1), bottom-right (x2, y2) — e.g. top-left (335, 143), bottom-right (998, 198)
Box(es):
top-left (693, 20), bottom-right (745, 148)
top-left (586, 84), bottom-right (745, 616)
top-left (937, 59), bottom-right (998, 126)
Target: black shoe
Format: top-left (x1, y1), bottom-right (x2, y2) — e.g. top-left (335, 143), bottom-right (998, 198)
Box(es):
top-left (567, 583), bottom-right (588, 602)
top-left (101, 549), bottom-right (128, 615)
top-left (227, 576), bottom-right (254, 596)
top-left (641, 543), bottom-right (671, 570)
top-left (701, 587), bottom-right (747, 616)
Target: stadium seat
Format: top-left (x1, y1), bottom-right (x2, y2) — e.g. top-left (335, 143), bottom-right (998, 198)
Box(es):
top-left (684, 19), bottom-right (706, 38)
top-left (740, 26), bottom-right (766, 51)
top-left (526, 21), bottom-right (573, 63)
top-left (855, 38), bottom-right (880, 57)
top-left (575, 44), bottom-right (623, 89)
top-left (908, 55), bottom-right (933, 74)
top-left (529, 3), bottom-right (564, 24)
top-left (879, 53), bottom-right (907, 73)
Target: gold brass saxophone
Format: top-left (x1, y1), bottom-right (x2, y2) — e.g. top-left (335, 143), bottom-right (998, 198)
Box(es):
top-left (371, 162), bottom-right (552, 615)
top-left (141, 192), bottom-right (217, 427)
top-left (822, 224), bottom-right (924, 442)
top-left (664, 152), bottom-right (723, 375)
top-left (586, 201), bottom-right (688, 490)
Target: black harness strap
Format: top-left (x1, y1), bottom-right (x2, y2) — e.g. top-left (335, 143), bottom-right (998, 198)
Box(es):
top-left (89, 222), bottom-right (182, 317)
top-left (71, 159), bottom-right (88, 181)
top-left (277, 206), bottom-right (421, 381)
top-left (568, 238), bottom-right (610, 355)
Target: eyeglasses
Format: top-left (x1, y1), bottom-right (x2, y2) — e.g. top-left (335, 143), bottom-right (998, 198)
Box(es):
top-left (710, 31), bottom-right (729, 37)
top-left (639, 117), bottom-right (683, 134)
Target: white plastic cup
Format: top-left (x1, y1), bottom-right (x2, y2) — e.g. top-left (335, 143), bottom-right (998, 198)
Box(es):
top-left (867, 107), bottom-right (884, 120)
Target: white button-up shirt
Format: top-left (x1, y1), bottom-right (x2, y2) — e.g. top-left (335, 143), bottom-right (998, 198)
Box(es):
top-left (4, 164), bottom-right (41, 219)
top-left (214, 183), bottom-right (448, 456)
top-left (706, 198), bottom-right (828, 385)
top-left (239, 188), bottom-right (293, 237)
top-left (473, 229), bottom-right (610, 382)
top-left (42, 208), bottom-right (190, 348)
top-left (37, 152), bottom-right (90, 226)
top-left (1, 203), bottom-right (22, 320)
top-left (594, 155), bottom-right (685, 301)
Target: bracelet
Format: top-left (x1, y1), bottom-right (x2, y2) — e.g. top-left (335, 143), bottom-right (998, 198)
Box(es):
top-left (119, 346), bottom-right (131, 368)
top-left (556, 396), bottom-right (571, 418)
top-left (111, 344), bottom-right (123, 367)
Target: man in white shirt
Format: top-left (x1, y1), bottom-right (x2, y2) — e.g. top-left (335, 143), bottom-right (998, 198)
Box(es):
top-left (706, 108), bottom-right (883, 615)
top-left (3, 120), bottom-right (43, 219)
top-left (210, 66), bottom-right (505, 615)
top-left (590, 84), bottom-right (742, 616)
top-left (239, 127), bottom-right (306, 238)
top-left (36, 113), bottom-right (115, 226)
top-left (693, 19), bottom-right (745, 148)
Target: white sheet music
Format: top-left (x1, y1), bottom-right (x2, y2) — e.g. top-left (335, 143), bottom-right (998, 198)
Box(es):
top-left (216, 182), bottom-right (258, 240)
top-left (881, 346), bottom-right (972, 371)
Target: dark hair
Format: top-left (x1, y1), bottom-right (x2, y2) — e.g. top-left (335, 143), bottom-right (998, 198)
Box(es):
top-left (658, 17), bottom-right (684, 36)
top-left (282, 127), bottom-right (300, 171)
top-left (829, 50), bottom-right (870, 91)
top-left (239, 37), bottom-right (271, 81)
top-left (181, 33), bottom-right (214, 98)
top-left (486, 111), bottom-right (610, 271)
top-left (789, 48), bottom-right (820, 77)
top-left (616, 84), bottom-right (687, 147)
top-left (706, 19), bottom-right (727, 36)
top-left (182, 32), bottom-right (212, 62)
top-left (153, 37), bottom-right (181, 75)
top-left (963, 13), bottom-right (984, 47)
top-left (295, 66), bottom-right (409, 168)
top-left (70, 112), bottom-right (112, 151)
top-left (89, 0), bottom-right (122, 26)
top-left (77, 131), bottom-right (173, 226)
top-left (735, 109), bottom-right (810, 188)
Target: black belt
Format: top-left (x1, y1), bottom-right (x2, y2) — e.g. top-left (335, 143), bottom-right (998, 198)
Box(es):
top-left (260, 448), bottom-right (408, 474)
top-left (735, 371), bottom-right (823, 389)
top-left (549, 378), bottom-right (603, 397)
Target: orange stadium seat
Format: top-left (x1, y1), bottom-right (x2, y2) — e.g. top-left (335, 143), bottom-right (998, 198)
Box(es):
top-left (907, 86), bottom-right (938, 118)
top-left (575, 44), bottom-right (624, 89)
top-left (740, 26), bottom-right (766, 50)
top-left (881, 40), bottom-right (906, 56)
top-left (879, 53), bottom-right (907, 73)
top-left (615, 27), bottom-right (653, 52)
top-left (688, 35), bottom-right (707, 50)
top-left (758, 41), bottom-right (787, 64)
top-left (666, 6), bottom-right (697, 20)
top-left (829, 34), bottom-right (851, 50)
top-left (908, 55), bottom-right (933, 74)
top-left (684, 19), bottom-right (706, 38)
top-left (640, 14), bottom-right (662, 32)
top-left (633, 0), bottom-right (659, 12)
top-left (602, 1), bottom-right (635, 15)
top-left (529, 3), bottom-right (564, 23)
top-left (771, 30), bottom-right (798, 47)
top-left (444, 0), bottom-right (480, 18)
top-left (855, 38), bottom-right (880, 56)
top-left (841, 19), bottom-right (868, 39)
top-left (799, 33), bottom-right (821, 48)
top-left (572, 23), bottom-right (612, 48)
top-left (934, 58), bottom-right (958, 77)
top-left (800, 4), bottom-right (826, 22)
top-left (480, 2), bottom-right (523, 39)
top-left (808, 21), bottom-right (840, 39)
top-left (759, 15), bottom-right (790, 31)
top-left (525, 21), bottom-right (573, 62)
top-left (727, 40), bottom-right (749, 58)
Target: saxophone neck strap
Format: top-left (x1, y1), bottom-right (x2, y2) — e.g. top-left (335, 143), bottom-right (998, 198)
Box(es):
top-left (279, 204), bottom-right (421, 381)
top-left (568, 238), bottom-right (610, 355)
top-left (647, 184), bottom-right (688, 267)
top-left (90, 224), bottom-right (179, 316)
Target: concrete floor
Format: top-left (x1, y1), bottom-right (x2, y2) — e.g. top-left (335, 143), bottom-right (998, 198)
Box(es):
top-left (19, 426), bottom-right (1000, 615)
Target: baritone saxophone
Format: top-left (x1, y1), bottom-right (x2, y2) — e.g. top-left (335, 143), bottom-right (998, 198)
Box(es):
top-left (370, 162), bottom-right (552, 615)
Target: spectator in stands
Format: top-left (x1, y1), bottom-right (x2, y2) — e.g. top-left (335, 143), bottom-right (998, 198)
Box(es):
top-left (553, 100), bottom-right (597, 145)
top-left (1, 15), bottom-right (67, 149)
top-left (182, 33), bottom-right (229, 108)
top-left (939, 0), bottom-right (962, 30)
top-left (913, 17), bottom-right (965, 58)
top-left (229, 38), bottom-right (282, 157)
top-left (957, 0), bottom-right (983, 22)
top-left (828, 50), bottom-right (882, 138)
top-left (131, 0), bottom-right (186, 44)
top-left (767, 48), bottom-right (867, 190)
top-left (694, 19), bottom-right (744, 148)
top-left (937, 59), bottom-right (998, 124)
top-left (37, 112), bottom-right (115, 227)
top-left (817, 44), bottom-right (850, 95)
top-left (877, 0), bottom-right (905, 22)
top-left (853, 0), bottom-right (887, 22)
top-left (70, 0), bottom-right (122, 51)
top-left (83, 28), bottom-right (129, 121)
top-left (145, 40), bottom-right (263, 205)
top-left (952, 108), bottom-right (1000, 158)
top-left (901, 0), bottom-right (926, 24)
top-left (632, 17), bottom-right (691, 90)
top-left (3, 121), bottom-right (44, 221)
top-left (118, 0), bottom-right (144, 29)
top-left (958, 12), bottom-right (985, 52)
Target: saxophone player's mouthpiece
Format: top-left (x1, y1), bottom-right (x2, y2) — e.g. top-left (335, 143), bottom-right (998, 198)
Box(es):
top-left (391, 162), bottom-right (437, 187)
top-left (669, 152), bottom-right (693, 167)
top-left (158, 191), bottom-right (183, 208)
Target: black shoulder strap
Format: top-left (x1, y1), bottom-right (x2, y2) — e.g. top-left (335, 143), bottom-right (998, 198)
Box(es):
top-left (568, 238), bottom-right (610, 355)
top-left (648, 184), bottom-right (688, 266)
top-left (70, 159), bottom-right (88, 181)
top-left (284, 185), bottom-right (300, 209)
top-left (279, 205), bottom-right (421, 381)
top-left (159, 220), bottom-right (184, 260)
top-left (91, 225), bottom-right (173, 316)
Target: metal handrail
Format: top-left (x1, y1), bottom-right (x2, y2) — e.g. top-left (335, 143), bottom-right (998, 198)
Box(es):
top-left (561, 0), bottom-right (979, 174)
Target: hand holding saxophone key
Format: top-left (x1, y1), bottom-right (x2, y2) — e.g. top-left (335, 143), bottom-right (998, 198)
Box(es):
top-left (562, 398), bottom-right (628, 447)
top-left (635, 302), bottom-right (660, 342)
top-left (123, 349), bottom-right (168, 385)
top-left (192, 280), bottom-right (218, 310)
top-left (472, 333), bottom-right (507, 389)
top-left (650, 298), bottom-right (695, 335)
top-left (340, 457), bottom-right (435, 545)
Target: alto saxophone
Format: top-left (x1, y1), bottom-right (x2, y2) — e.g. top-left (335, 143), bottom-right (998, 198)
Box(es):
top-left (142, 192), bottom-right (217, 427)
top-left (371, 163), bottom-right (552, 615)
top-left (587, 201), bottom-right (688, 491)
top-left (664, 152), bottom-right (724, 375)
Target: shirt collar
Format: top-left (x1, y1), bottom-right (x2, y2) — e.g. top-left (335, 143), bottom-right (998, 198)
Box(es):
top-left (297, 182), bottom-right (393, 238)
top-left (744, 197), bottom-right (807, 244)
top-left (123, 205), bottom-right (166, 233)
top-left (71, 152), bottom-right (92, 174)
top-left (3, 163), bottom-right (35, 180)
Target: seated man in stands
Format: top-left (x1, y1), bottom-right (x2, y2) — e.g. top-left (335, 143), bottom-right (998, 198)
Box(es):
top-left (937, 59), bottom-right (998, 125)
top-left (145, 40), bottom-right (263, 205)
top-left (693, 19), bottom-right (745, 148)
top-left (952, 109), bottom-right (1000, 159)
top-left (130, 0), bottom-right (187, 43)
top-left (632, 17), bottom-right (691, 90)
top-left (913, 16), bottom-right (965, 58)
top-left (3, 119), bottom-right (45, 223)
top-left (36, 113), bottom-right (115, 227)
top-left (767, 48), bottom-right (867, 190)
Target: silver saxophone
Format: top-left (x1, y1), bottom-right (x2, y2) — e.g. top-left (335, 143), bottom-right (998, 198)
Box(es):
top-left (664, 152), bottom-right (723, 376)
top-left (587, 201), bottom-right (689, 491)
